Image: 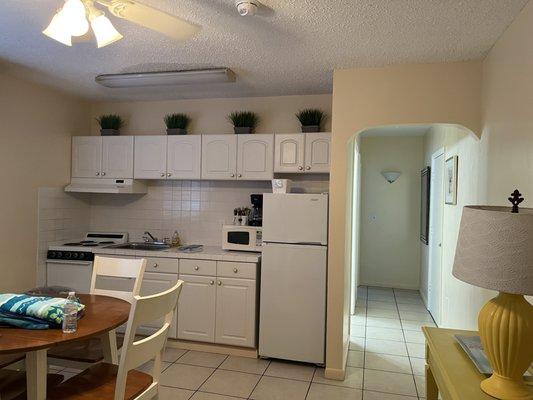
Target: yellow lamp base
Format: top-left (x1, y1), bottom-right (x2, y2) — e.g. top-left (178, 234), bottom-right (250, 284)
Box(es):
top-left (478, 292), bottom-right (533, 400)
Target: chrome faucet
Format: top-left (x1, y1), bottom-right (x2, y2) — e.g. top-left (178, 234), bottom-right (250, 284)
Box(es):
top-left (143, 231), bottom-right (159, 243)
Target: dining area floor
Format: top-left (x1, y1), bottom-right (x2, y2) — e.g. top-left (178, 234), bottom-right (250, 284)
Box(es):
top-left (45, 286), bottom-right (435, 400)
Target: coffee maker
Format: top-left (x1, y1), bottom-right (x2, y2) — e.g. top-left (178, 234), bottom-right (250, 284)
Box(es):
top-left (249, 194), bottom-right (263, 226)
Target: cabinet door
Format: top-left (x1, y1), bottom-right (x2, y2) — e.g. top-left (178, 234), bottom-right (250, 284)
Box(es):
top-left (72, 136), bottom-right (102, 178)
top-left (237, 134), bottom-right (274, 180)
top-left (102, 136), bottom-right (134, 178)
top-left (304, 133), bottom-right (331, 173)
top-left (177, 274), bottom-right (216, 342)
top-left (134, 136), bottom-right (167, 179)
top-left (139, 272), bottom-right (179, 338)
top-left (201, 135), bottom-right (237, 180)
top-left (215, 278), bottom-right (256, 348)
top-left (274, 134), bottom-right (305, 173)
top-left (167, 135), bottom-right (201, 180)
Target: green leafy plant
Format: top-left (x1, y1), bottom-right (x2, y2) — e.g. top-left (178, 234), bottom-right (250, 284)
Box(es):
top-left (228, 111), bottom-right (260, 130)
top-left (164, 113), bottom-right (191, 130)
top-left (96, 114), bottom-right (124, 130)
top-left (296, 109), bottom-right (327, 127)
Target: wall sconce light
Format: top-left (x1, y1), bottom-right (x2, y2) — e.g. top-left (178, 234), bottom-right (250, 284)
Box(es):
top-left (382, 171), bottom-right (401, 183)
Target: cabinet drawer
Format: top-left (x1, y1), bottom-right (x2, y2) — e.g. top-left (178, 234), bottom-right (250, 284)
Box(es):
top-left (180, 259), bottom-right (216, 276)
top-left (143, 257), bottom-right (179, 273)
top-left (217, 262), bottom-right (257, 279)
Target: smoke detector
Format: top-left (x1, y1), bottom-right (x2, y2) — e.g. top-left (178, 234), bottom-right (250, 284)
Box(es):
top-left (235, 1), bottom-right (259, 16)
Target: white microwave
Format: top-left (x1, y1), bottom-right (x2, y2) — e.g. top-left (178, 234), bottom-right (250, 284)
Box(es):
top-left (222, 225), bottom-right (263, 252)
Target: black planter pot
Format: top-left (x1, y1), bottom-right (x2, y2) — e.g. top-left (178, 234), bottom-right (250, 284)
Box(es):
top-left (100, 129), bottom-right (120, 136)
top-left (234, 127), bottom-right (253, 134)
top-left (301, 125), bottom-right (320, 133)
top-left (167, 128), bottom-right (188, 135)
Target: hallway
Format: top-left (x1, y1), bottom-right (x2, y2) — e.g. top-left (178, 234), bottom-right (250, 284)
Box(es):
top-left (350, 286), bottom-right (436, 399)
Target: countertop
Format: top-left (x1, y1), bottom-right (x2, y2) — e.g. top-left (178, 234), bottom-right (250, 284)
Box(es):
top-left (48, 242), bottom-right (261, 263)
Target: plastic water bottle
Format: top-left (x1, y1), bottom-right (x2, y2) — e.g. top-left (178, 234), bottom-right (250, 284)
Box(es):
top-left (62, 292), bottom-right (78, 333)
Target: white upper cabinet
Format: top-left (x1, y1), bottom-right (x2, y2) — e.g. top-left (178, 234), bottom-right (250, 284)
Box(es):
top-left (134, 136), bottom-right (167, 179)
top-left (274, 133), bottom-right (330, 173)
top-left (274, 134), bottom-right (305, 173)
top-left (101, 136), bottom-right (134, 178)
top-left (201, 135), bottom-right (237, 180)
top-left (304, 133), bottom-right (331, 173)
top-left (167, 135), bottom-right (201, 180)
top-left (72, 136), bottom-right (102, 178)
top-left (237, 134), bottom-right (274, 180)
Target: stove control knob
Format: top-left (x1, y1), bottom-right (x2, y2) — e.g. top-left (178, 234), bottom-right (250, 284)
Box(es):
top-left (78, 253), bottom-right (85, 260)
top-left (65, 252), bottom-right (72, 259)
top-left (71, 252), bottom-right (79, 259)
top-left (48, 251), bottom-right (56, 259)
top-left (56, 252), bottom-right (63, 259)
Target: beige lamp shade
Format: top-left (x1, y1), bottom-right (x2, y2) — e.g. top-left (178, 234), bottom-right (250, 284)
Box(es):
top-left (452, 206), bottom-right (533, 295)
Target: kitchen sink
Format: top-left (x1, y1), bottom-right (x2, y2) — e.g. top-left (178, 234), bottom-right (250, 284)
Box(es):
top-left (105, 242), bottom-right (170, 251)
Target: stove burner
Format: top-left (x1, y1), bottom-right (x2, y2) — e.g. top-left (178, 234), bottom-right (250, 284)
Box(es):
top-left (98, 241), bottom-right (115, 245)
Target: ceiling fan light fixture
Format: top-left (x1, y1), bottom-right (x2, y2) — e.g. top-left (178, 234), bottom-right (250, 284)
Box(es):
top-left (60, 0), bottom-right (90, 37)
top-left (90, 13), bottom-right (123, 48)
top-left (43, 13), bottom-right (73, 46)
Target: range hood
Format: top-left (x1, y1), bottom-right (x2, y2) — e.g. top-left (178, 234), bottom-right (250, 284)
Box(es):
top-left (65, 178), bottom-right (147, 194)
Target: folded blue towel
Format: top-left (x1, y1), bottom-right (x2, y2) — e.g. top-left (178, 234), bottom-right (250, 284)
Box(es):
top-left (0, 294), bottom-right (85, 329)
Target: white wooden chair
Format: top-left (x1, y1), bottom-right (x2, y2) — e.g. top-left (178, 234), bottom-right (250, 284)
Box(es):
top-left (48, 257), bottom-right (146, 366)
top-left (46, 280), bottom-right (184, 400)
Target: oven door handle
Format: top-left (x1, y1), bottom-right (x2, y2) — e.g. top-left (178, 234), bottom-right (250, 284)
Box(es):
top-left (46, 260), bottom-right (93, 266)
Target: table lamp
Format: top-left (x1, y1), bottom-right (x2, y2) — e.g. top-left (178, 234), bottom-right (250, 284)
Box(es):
top-left (452, 190), bottom-right (533, 399)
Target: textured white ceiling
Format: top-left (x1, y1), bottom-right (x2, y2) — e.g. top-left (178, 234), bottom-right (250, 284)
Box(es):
top-left (0, 0), bottom-right (528, 101)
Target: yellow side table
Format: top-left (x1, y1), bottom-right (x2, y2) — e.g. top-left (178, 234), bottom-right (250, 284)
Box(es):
top-left (422, 327), bottom-right (533, 400)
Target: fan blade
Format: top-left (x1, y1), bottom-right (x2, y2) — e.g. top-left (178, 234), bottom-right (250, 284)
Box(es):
top-left (99, 0), bottom-right (201, 41)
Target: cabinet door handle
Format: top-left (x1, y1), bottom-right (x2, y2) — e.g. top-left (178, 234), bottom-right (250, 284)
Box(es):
top-left (96, 172), bottom-right (100, 176)
top-left (306, 166), bottom-right (311, 171)
top-left (237, 174), bottom-right (242, 178)
top-left (167, 173), bottom-right (172, 177)
top-left (160, 173), bottom-right (165, 177)
top-left (233, 268), bottom-right (238, 273)
top-left (230, 173), bottom-right (235, 178)
top-left (298, 166), bottom-right (303, 171)
top-left (210, 280), bottom-right (214, 285)
top-left (101, 172), bottom-right (106, 176)
top-left (194, 266), bottom-right (199, 271)
top-left (217, 281), bottom-right (222, 286)
top-left (153, 263), bottom-right (158, 268)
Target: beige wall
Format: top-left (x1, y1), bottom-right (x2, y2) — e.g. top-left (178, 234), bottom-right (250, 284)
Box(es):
top-left (0, 69), bottom-right (89, 292)
top-left (327, 62), bottom-right (482, 377)
top-left (91, 94), bottom-right (332, 135)
top-left (359, 135), bottom-right (423, 289)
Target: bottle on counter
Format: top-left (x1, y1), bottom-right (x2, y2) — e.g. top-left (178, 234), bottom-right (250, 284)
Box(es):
top-left (62, 291), bottom-right (78, 334)
top-left (172, 230), bottom-right (181, 247)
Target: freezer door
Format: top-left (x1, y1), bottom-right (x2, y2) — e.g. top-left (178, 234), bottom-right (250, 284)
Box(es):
top-left (259, 243), bottom-right (326, 364)
top-left (263, 193), bottom-right (328, 245)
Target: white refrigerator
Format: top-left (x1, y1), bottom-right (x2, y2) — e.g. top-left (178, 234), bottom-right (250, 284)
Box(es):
top-left (259, 193), bottom-right (328, 364)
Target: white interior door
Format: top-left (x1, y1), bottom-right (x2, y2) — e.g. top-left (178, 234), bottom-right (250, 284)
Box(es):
top-left (237, 134), bottom-right (274, 180)
top-left (201, 135), bottom-right (237, 180)
top-left (134, 136), bottom-right (167, 179)
top-left (167, 135), bottom-right (201, 179)
top-left (71, 136), bottom-right (102, 178)
top-left (428, 149), bottom-right (444, 325)
top-left (102, 136), bottom-right (134, 178)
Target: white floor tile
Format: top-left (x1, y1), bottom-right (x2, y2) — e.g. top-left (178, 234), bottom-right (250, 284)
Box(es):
top-left (399, 311), bottom-right (434, 322)
top-left (160, 364), bottom-right (215, 390)
top-left (404, 330), bottom-right (426, 344)
top-left (351, 315), bottom-right (366, 326)
top-left (363, 390), bottom-right (418, 399)
top-left (366, 316), bottom-right (402, 329)
top-left (177, 351), bottom-right (227, 368)
top-left (366, 326), bottom-right (405, 342)
top-left (191, 393), bottom-right (240, 400)
top-left (306, 383), bottom-right (362, 400)
top-left (159, 386), bottom-right (195, 400)
top-left (163, 347), bottom-right (188, 363)
top-left (199, 369), bottom-right (260, 398)
top-left (365, 338), bottom-right (408, 356)
top-left (219, 355), bottom-right (270, 375)
top-left (363, 369), bottom-right (417, 397)
top-left (367, 300), bottom-right (398, 310)
top-left (401, 320), bottom-right (436, 331)
top-left (414, 375), bottom-right (426, 398)
top-left (395, 296), bottom-right (425, 305)
top-left (367, 308), bottom-right (400, 319)
top-left (397, 303), bottom-right (429, 313)
top-left (350, 324), bottom-right (366, 338)
top-left (406, 342), bottom-right (426, 359)
top-left (264, 360), bottom-right (316, 382)
top-left (410, 357), bottom-right (426, 376)
top-left (365, 353), bottom-right (412, 374)
top-left (347, 350), bottom-right (364, 368)
top-left (349, 336), bottom-right (366, 351)
top-left (313, 367), bottom-right (363, 389)
top-left (250, 376), bottom-right (310, 400)
top-left (368, 293), bottom-right (396, 303)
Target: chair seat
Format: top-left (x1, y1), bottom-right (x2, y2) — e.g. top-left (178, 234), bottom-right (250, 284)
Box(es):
top-left (0, 353), bottom-right (25, 369)
top-left (0, 369), bottom-right (63, 400)
top-left (48, 362), bottom-right (153, 400)
top-left (48, 334), bottom-right (125, 363)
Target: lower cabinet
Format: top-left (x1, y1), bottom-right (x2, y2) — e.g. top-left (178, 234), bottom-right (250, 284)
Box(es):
top-left (177, 275), bottom-right (217, 342)
top-left (215, 278), bottom-right (256, 347)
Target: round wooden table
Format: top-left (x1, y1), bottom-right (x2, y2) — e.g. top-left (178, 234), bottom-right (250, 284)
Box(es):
top-left (0, 294), bottom-right (130, 400)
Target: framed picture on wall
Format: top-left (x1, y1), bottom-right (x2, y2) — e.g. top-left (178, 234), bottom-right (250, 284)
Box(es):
top-left (445, 155), bottom-right (458, 205)
top-left (420, 167), bottom-right (430, 245)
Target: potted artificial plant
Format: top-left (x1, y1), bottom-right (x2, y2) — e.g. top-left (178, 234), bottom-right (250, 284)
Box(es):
top-left (164, 113), bottom-right (191, 135)
top-left (96, 114), bottom-right (124, 136)
top-left (296, 109), bottom-right (327, 133)
top-left (228, 111), bottom-right (259, 134)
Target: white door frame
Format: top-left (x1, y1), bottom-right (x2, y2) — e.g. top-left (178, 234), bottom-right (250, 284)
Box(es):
top-left (428, 147), bottom-right (445, 326)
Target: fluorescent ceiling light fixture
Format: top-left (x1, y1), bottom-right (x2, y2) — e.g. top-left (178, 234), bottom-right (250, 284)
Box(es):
top-left (381, 171), bottom-right (401, 183)
top-left (90, 12), bottom-right (123, 48)
top-left (95, 68), bottom-right (237, 88)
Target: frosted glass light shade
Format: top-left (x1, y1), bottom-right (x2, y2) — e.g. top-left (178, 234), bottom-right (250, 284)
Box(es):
top-left (382, 171), bottom-right (401, 183)
top-left (60, 0), bottom-right (89, 37)
top-left (91, 14), bottom-right (123, 48)
top-left (43, 14), bottom-right (72, 46)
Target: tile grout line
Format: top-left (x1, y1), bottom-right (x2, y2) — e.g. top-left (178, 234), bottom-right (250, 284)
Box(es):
top-left (361, 285), bottom-right (369, 400)
top-left (247, 357), bottom-right (272, 399)
top-left (303, 366), bottom-right (317, 399)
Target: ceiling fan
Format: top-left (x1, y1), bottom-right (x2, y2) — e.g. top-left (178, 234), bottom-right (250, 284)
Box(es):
top-left (43, 0), bottom-right (201, 48)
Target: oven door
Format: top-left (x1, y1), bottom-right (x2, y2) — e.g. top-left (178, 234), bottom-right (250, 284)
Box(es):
top-left (46, 260), bottom-right (93, 294)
